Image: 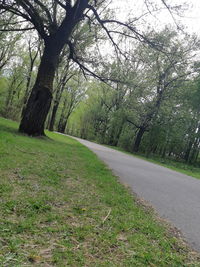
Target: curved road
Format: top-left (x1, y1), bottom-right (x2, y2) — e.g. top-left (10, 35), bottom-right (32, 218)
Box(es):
top-left (73, 137), bottom-right (200, 251)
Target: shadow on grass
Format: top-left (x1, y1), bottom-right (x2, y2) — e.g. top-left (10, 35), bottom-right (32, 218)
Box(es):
top-left (0, 123), bottom-right (19, 136)
top-left (0, 117), bottom-right (55, 143)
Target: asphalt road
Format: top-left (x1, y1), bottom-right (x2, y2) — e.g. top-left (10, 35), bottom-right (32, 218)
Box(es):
top-left (73, 137), bottom-right (200, 251)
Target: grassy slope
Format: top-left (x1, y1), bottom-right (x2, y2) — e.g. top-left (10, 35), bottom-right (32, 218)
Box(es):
top-left (104, 145), bottom-right (200, 180)
top-left (0, 117), bottom-right (200, 266)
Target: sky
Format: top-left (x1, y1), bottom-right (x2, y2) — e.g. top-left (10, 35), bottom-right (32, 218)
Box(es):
top-left (111, 0), bottom-right (200, 36)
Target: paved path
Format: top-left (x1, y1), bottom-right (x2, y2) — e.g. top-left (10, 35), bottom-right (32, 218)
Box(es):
top-left (73, 137), bottom-right (200, 251)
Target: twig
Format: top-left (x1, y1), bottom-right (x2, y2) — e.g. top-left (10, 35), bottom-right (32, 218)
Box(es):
top-left (102, 208), bottom-right (111, 224)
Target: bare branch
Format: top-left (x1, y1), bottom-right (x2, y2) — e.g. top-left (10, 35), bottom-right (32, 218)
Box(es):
top-left (0, 27), bottom-right (34, 32)
top-left (127, 119), bottom-right (141, 129)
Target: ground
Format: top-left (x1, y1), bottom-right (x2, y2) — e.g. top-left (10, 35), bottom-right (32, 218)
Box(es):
top-left (0, 117), bottom-right (200, 266)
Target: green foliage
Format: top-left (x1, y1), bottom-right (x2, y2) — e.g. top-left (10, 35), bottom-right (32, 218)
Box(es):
top-left (0, 35), bottom-right (39, 121)
top-left (69, 28), bottom-right (200, 166)
top-left (0, 77), bottom-right (8, 115)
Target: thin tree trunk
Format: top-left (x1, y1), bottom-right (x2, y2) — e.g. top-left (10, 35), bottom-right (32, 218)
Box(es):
top-left (58, 113), bottom-right (70, 133)
top-left (49, 101), bottom-right (59, 131)
top-left (162, 146), bottom-right (167, 158)
top-left (48, 79), bottom-right (67, 131)
top-left (57, 98), bottom-right (68, 133)
top-left (194, 150), bottom-right (199, 164)
top-left (152, 145), bottom-right (157, 154)
top-left (184, 140), bottom-right (193, 163)
top-left (46, 103), bottom-right (53, 129)
top-left (109, 122), bottom-right (124, 146)
top-left (21, 45), bottom-right (39, 118)
top-left (133, 127), bottom-right (146, 152)
top-left (189, 139), bottom-right (200, 164)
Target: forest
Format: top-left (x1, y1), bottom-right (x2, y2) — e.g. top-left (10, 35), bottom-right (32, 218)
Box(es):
top-left (0, 0), bottom-right (199, 166)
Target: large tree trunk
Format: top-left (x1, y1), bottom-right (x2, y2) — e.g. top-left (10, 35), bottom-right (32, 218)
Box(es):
top-left (133, 127), bottom-right (146, 152)
top-left (19, 43), bottom-right (58, 136)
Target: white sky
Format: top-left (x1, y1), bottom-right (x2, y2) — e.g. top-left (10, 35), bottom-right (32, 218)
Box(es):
top-left (111, 0), bottom-right (200, 35)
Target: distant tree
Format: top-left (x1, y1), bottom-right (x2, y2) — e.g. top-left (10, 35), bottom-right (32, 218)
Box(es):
top-left (57, 76), bottom-right (84, 133)
top-left (5, 65), bottom-right (24, 110)
top-left (126, 28), bottom-right (197, 152)
top-left (21, 36), bottom-right (41, 117)
top-left (0, 18), bottom-right (19, 72)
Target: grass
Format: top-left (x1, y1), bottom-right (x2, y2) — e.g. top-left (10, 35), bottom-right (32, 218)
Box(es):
top-left (104, 145), bottom-right (200, 180)
top-left (0, 117), bottom-right (200, 266)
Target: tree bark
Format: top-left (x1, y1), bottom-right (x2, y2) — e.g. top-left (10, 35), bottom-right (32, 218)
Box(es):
top-left (48, 100), bottom-right (59, 131)
top-left (161, 146), bottom-right (167, 158)
top-left (58, 113), bottom-right (70, 133)
top-left (184, 140), bottom-right (193, 163)
top-left (109, 122), bottom-right (124, 146)
top-left (57, 102), bottom-right (72, 134)
top-left (19, 43), bottom-right (58, 136)
top-left (48, 79), bottom-right (67, 131)
top-left (133, 127), bottom-right (146, 152)
top-left (57, 98), bottom-right (68, 133)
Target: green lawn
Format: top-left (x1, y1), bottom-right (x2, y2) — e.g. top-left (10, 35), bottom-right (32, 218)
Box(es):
top-left (0, 117), bottom-right (200, 266)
